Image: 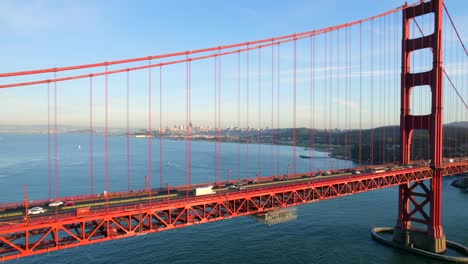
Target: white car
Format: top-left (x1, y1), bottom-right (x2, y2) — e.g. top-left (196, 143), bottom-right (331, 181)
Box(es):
top-left (48, 201), bottom-right (64, 207)
top-left (28, 207), bottom-right (45, 215)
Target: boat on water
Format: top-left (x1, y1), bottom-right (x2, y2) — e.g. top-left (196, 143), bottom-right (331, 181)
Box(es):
top-left (299, 155), bottom-right (311, 159)
top-left (451, 175), bottom-right (468, 190)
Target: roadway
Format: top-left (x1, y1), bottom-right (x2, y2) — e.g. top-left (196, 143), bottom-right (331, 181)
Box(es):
top-left (0, 159), bottom-right (465, 223)
top-left (0, 170), bottom-right (362, 221)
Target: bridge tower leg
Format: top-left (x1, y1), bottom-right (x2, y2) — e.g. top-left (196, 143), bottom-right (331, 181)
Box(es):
top-left (393, 0), bottom-right (446, 253)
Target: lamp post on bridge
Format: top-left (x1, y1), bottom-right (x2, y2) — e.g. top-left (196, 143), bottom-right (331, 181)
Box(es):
top-left (144, 175), bottom-right (152, 192)
top-left (166, 183), bottom-right (170, 203)
top-left (227, 169), bottom-right (232, 184)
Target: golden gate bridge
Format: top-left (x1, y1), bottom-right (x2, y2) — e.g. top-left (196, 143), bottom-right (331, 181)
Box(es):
top-left (0, 0), bottom-right (467, 261)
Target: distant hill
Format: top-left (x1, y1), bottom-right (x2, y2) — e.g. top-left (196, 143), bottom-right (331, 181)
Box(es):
top-left (446, 122), bottom-right (468, 128)
top-left (266, 124), bottom-right (468, 164)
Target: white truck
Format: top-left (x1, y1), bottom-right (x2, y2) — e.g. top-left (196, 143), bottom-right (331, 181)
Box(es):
top-left (195, 186), bottom-right (216, 196)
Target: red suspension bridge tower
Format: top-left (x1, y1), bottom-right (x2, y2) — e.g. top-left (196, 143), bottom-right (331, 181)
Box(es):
top-left (394, 0), bottom-right (446, 254)
top-left (372, 1), bottom-right (468, 259)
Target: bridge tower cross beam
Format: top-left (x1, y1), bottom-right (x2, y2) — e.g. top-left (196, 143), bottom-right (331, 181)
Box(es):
top-left (395, 0), bottom-right (446, 253)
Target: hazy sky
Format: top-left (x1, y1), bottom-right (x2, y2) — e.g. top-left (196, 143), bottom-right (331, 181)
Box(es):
top-left (0, 0), bottom-right (466, 129)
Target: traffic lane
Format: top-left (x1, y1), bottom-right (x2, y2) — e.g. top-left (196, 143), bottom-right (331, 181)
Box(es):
top-left (0, 170), bottom-right (363, 223)
top-left (0, 193), bottom-right (180, 222)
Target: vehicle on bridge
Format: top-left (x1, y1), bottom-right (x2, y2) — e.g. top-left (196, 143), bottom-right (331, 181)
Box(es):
top-left (194, 186), bottom-right (216, 196)
top-left (372, 168), bottom-right (387, 174)
top-left (48, 201), bottom-right (64, 207)
top-left (28, 207), bottom-right (45, 215)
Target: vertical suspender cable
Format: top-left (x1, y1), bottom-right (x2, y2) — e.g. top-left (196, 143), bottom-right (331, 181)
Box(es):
top-left (214, 56), bottom-right (218, 183)
top-left (379, 17), bottom-right (384, 163)
top-left (277, 44), bottom-right (280, 175)
top-left (458, 27), bottom-right (462, 159)
top-left (159, 67), bottom-right (163, 188)
top-left (386, 14), bottom-right (392, 163)
top-left (310, 36), bottom-right (315, 174)
top-left (258, 47), bottom-right (262, 177)
top-left (370, 19), bottom-right (375, 165)
top-left (126, 71), bottom-right (130, 192)
top-left (54, 70), bottom-right (58, 199)
top-left (90, 76), bottom-right (94, 194)
top-left (271, 42), bottom-right (274, 176)
top-left (359, 23), bottom-right (363, 166)
top-left (189, 60), bottom-right (192, 191)
top-left (324, 33), bottom-right (328, 170)
top-left (105, 65), bottom-right (109, 209)
top-left (329, 31), bottom-right (333, 170)
top-left (336, 29), bottom-right (340, 168)
top-left (393, 12), bottom-right (397, 163)
top-left (449, 15), bottom-right (453, 159)
top-left (293, 38), bottom-right (297, 175)
top-left (446, 12), bottom-right (450, 158)
top-left (345, 27), bottom-right (349, 163)
top-left (217, 54), bottom-right (221, 183)
top-left (348, 27), bottom-right (352, 163)
top-left (237, 52), bottom-right (241, 180)
top-left (455, 24), bottom-right (460, 159)
top-left (190, 59), bottom-right (192, 194)
top-left (383, 15), bottom-right (387, 163)
top-left (47, 82), bottom-right (51, 200)
top-left (186, 58), bottom-right (192, 197)
top-left (148, 60), bottom-right (153, 204)
top-left (464, 39), bottom-right (467, 157)
top-left (462, 55), bottom-right (468, 157)
top-left (444, 12), bottom-right (449, 158)
top-left (246, 47), bottom-right (250, 178)
top-left (410, 7), bottom-right (416, 162)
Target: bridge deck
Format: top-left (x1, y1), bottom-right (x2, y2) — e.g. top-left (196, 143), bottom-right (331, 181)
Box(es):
top-left (0, 161), bottom-right (466, 261)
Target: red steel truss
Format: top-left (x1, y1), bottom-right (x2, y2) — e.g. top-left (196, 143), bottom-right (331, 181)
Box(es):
top-left (1, 163), bottom-right (466, 261)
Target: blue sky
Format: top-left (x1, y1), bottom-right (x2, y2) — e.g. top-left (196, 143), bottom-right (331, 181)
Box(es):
top-left (0, 0), bottom-right (407, 70)
top-left (0, 0), bottom-right (466, 129)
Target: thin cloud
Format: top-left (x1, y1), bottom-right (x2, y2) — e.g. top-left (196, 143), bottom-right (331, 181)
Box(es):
top-left (0, 0), bottom-right (99, 34)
